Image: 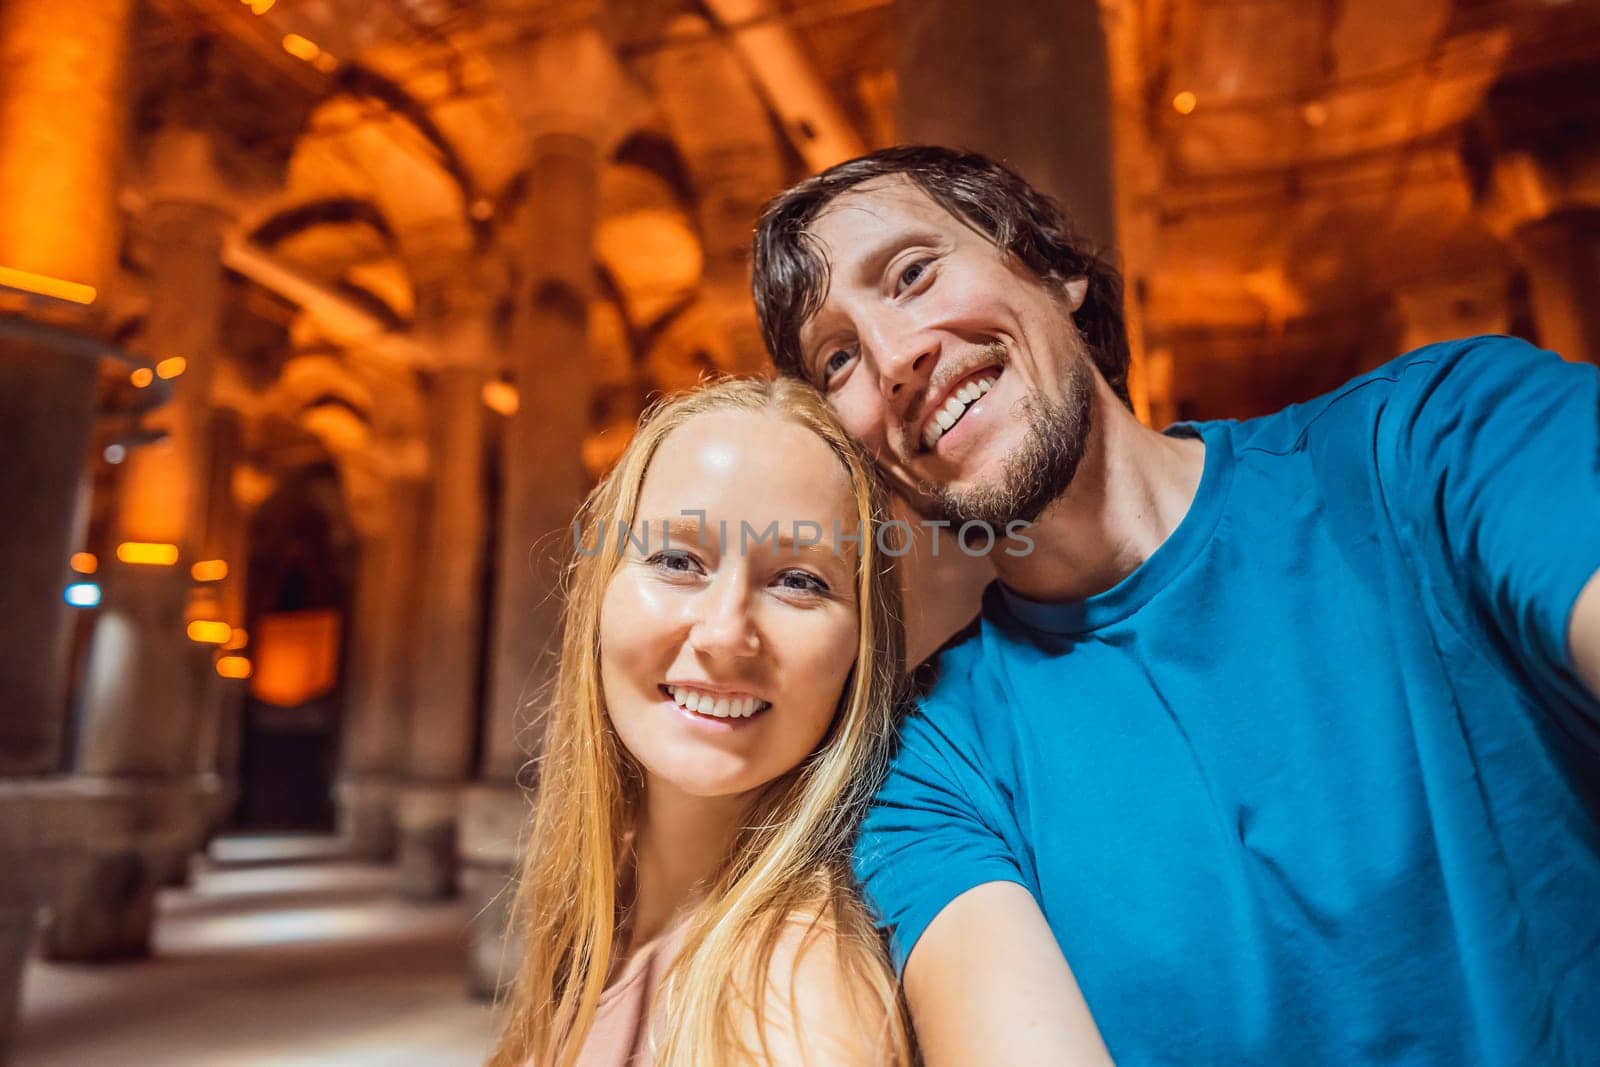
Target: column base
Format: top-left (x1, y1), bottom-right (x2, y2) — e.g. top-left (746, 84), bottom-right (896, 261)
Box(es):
top-left (395, 783), bottom-right (460, 900)
top-left (334, 776), bottom-right (399, 861)
top-left (0, 778), bottom-right (80, 1063)
top-left (35, 775), bottom-right (218, 961)
top-left (459, 782), bottom-right (530, 999)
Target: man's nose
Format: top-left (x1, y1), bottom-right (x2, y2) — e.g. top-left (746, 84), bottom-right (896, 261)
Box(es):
top-left (868, 319), bottom-right (938, 404)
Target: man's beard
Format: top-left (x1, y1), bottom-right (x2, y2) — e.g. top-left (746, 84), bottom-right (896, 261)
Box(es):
top-left (920, 355), bottom-right (1094, 528)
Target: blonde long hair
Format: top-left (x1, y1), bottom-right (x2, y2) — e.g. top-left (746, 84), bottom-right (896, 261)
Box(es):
top-left (489, 377), bottom-right (911, 1067)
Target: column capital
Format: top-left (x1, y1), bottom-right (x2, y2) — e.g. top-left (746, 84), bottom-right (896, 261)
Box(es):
top-left (135, 127), bottom-right (241, 227)
top-left (487, 24), bottom-right (652, 158)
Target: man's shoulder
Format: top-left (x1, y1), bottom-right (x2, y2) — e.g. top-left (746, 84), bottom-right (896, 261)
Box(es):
top-left (908, 613), bottom-right (992, 712)
top-left (1195, 335), bottom-right (1541, 458)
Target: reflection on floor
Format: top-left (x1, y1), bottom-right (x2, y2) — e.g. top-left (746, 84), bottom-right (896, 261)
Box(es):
top-left (16, 835), bottom-right (496, 1067)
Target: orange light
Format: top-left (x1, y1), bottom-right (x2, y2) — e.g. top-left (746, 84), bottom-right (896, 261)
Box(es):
top-left (70, 552), bottom-right (98, 574)
top-left (482, 380), bottom-right (519, 417)
top-left (1172, 91), bottom-right (1198, 116)
top-left (130, 367), bottom-right (154, 388)
top-left (312, 52), bottom-right (338, 73)
top-left (1302, 101), bottom-right (1328, 127)
top-left (155, 356), bottom-right (187, 379)
top-left (191, 559), bottom-right (229, 582)
top-left (252, 609), bottom-right (341, 706)
top-left (282, 33), bottom-right (321, 62)
top-left (243, 0), bottom-right (274, 12)
top-left (187, 620), bottom-right (233, 645)
top-left (116, 542), bottom-right (179, 566)
top-left (216, 655), bottom-right (253, 679)
top-left (0, 264), bottom-right (97, 305)
top-left (224, 627), bottom-right (249, 650)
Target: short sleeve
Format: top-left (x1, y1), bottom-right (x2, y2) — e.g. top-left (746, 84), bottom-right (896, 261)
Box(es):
top-left (1390, 336), bottom-right (1600, 709)
top-left (852, 700), bottom-right (1028, 976)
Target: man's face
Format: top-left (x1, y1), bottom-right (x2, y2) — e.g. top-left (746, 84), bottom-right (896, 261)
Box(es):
top-left (796, 176), bottom-right (1096, 526)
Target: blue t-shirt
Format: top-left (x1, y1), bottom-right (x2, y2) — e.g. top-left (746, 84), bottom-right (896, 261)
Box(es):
top-left (856, 336), bottom-right (1600, 1064)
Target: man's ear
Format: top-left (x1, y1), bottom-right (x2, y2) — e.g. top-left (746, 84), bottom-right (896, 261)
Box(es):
top-left (1062, 276), bottom-right (1089, 312)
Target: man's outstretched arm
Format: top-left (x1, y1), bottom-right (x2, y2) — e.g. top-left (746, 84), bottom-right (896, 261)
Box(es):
top-left (1570, 570), bottom-right (1600, 704)
top-left (904, 881), bottom-right (1114, 1066)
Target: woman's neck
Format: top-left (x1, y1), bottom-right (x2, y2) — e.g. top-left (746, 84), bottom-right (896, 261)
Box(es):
top-left (622, 779), bottom-right (753, 958)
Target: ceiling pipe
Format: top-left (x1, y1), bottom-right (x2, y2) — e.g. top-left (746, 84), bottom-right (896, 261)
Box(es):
top-left (700, 0), bottom-right (866, 171)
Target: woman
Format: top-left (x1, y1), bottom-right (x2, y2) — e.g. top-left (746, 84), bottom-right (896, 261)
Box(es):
top-left (489, 378), bottom-right (912, 1067)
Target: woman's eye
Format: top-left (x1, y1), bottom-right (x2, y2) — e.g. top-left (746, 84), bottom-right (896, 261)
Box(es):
top-left (646, 550), bottom-right (702, 575)
top-left (895, 258), bottom-right (930, 293)
top-left (775, 569), bottom-right (829, 595)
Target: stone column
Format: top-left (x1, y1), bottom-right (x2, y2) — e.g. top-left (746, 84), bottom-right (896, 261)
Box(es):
top-left (188, 410), bottom-right (247, 840)
top-left (651, 14), bottom-right (786, 371)
top-left (470, 23), bottom-right (644, 997)
top-left (1516, 210), bottom-right (1600, 364)
top-left (897, 0), bottom-right (1117, 251)
top-left (0, 0), bottom-right (135, 1053)
top-left (51, 130), bottom-right (233, 960)
top-left (395, 301), bottom-right (493, 900)
top-left (335, 473), bottom-right (424, 860)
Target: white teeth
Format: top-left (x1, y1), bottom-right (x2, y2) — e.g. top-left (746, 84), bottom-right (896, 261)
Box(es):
top-left (923, 372), bottom-right (1000, 450)
top-left (669, 686), bottom-right (769, 718)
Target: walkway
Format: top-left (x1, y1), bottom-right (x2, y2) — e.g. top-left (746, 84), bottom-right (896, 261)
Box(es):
top-left (15, 835), bottom-right (496, 1066)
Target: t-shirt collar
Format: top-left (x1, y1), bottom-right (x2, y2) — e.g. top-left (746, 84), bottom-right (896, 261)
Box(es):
top-left (994, 422), bottom-right (1233, 635)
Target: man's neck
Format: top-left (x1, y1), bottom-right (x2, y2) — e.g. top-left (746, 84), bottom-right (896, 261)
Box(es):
top-left (994, 384), bottom-right (1206, 603)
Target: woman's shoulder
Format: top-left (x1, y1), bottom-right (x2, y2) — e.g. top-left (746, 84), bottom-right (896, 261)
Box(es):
top-left (734, 901), bottom-right (908, 1065)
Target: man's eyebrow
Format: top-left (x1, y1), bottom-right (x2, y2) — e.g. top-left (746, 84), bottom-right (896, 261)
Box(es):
top-left (849, 228), bottom-right (943, 288)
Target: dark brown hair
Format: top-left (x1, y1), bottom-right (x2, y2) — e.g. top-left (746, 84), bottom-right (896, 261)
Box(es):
top-left (751, 145), bottom-right (1130, 404)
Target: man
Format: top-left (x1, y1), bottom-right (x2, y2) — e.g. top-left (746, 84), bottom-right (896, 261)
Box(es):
top-left (751, 145), bottom-right (1600, 1065)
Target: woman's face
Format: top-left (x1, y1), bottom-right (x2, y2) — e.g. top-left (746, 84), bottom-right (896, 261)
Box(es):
top-left (600, 409), bottom-right (862, 800)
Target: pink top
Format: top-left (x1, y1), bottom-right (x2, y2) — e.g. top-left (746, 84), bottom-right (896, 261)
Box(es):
top-left (571, 924), bottom-right (688, 1067)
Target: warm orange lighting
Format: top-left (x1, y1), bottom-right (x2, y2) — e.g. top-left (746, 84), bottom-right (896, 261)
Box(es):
top-left (191, 559), bottom-right (229, 582)
top-left (282, 33), bottom-right (321, 62)
top-left (155, 355), bottom-right (187, 379)
top-left (216, 655), bottom-right (253, 679)
top-left (0, 265), bottom-right (96, 305)
top-left (70, 552), bottom-right (98, 574)
top-left (224, 628), bottom-right (249, 651)
top-left (130, 367), bottom-right (154, 388)
top-left (116, 542), bottom-right (179, 566)
top-left (1302, 101), bottom-right (1329, 127)
top-left (1172, 91), bottom-right (1198, 116)
top-left (243, 0), bottom-right (274, 13)
top-left (312, 52), bottom-right (338, 74)
top-left (482, 380), bottom-right (520, 417)
top-left (252, 609), bottom-right (341, 707)
top-left (187, 620), bottom-right (233, 645)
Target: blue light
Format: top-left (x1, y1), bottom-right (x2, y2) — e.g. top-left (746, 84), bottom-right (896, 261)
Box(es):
top-left (65, 582), bottom-right (102, 608)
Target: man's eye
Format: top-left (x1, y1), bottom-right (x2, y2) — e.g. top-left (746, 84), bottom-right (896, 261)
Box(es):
top-left (822, 346), bottom-right (856, 383)
top-left (896, 259), bottom-right (930, 293)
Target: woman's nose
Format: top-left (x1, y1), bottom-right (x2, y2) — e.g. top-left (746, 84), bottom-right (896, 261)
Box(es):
top-left (688, 582), bottom-right (760, 658)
